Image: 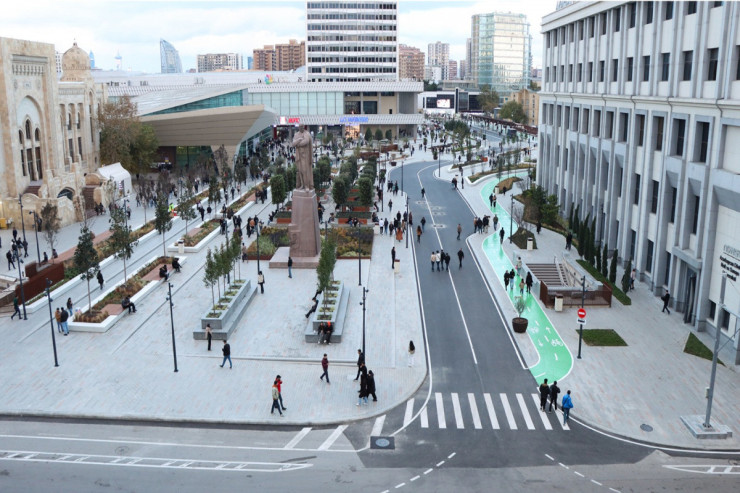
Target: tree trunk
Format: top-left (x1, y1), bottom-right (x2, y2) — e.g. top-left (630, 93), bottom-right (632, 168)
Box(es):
top-left (86, 278), bottom-right (92, 315)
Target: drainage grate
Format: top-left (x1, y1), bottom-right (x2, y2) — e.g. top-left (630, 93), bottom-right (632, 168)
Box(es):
top-left (640, 424), bottom-right (653, 432)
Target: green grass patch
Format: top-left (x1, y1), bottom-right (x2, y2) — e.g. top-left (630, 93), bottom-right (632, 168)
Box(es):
top-left (511, 227), bottom-right (536, 250)
top-left (579, 328), bottom-right (628, 346)
top-left (576, 259), bottom-right (632, 306)
top-left (684, 333), bottom-right (724, 366)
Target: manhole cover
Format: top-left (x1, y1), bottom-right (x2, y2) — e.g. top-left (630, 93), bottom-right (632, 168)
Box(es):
top-left (370, 436), bottom-right (395, 450)
top-left (640, 424), bottom-right (653, 432)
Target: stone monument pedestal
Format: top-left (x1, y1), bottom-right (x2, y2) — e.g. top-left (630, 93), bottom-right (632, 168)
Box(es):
top-left (288, 189), bottom-right (322, 260)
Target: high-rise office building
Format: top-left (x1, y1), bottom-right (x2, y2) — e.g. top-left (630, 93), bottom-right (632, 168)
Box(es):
top-left (247, 56), bottom-right (253, 70)
top-left (428, 41), bottom-right (450, 80)
top-left (459, 59), bottom-right (467, 80)
top-left (448, 60), bottom-right (458, 80)
top-left (160, 39), bottom-right (182, 74)
top-left (539, 1), bottom-right (740, 357)
top-left (197, 53), bottom-right (243, 72)
top-left (253, 40), bottom-right (305, 71)
top-left (470, 12), bottom-right (531, 94)
top-left (306, 1), bottom-right (398, 82)
top-left (399, 44), bottom-right (425, 81)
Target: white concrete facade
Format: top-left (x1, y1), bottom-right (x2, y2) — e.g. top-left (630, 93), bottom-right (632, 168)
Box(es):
top-left (538, 1), bottom-right (740, 357)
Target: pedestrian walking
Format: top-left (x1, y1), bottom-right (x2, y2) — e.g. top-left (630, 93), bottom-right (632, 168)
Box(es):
top-left (430, 251), bottom-right (435, 271)
top-left (60, 307), bottom-right (69, 335)
top-left (354, 349), bottom-right (365, 380)
top-left (12, 227), bottom-right (18, 241)
top-left (566, 232), bottom-right (573, 250)
top-left (275, 375), bottom-right (286, 411)
top-left (391, 246), bottom-right (396, 270)
top-left (22, 239), bottom-right (28, 258)
top-left (519, 278), bottom-right (525, 296)
top-left (320, 354), bottom-right (330, 383)
top-left (525, 272), bottom-right (533, 293)
top-left (97, 270), bottom-right (104, 291)
top-left (416, 225), bottom-right (422, 243)
top-left (271, 382), bottom-right (284, 416)
top-left (219, 340), bottom-right (232, 368)
top-left (436, 251), bottom-right (442, 271)
top-left (457, 249), bottom-right (464, 268)
top-left (258, 271), bottom-right (265, 294)
top-left (630, 268), bottom-right (636, 291)
top-left (509, 269), bottom-right (516, 291)
top-left (420, 217), bottom-right (426, 231)
top-left (287, 256), bottom-right (293, 278)
top-left (11, 295), bottom-right (21, 320)
top-left (499, 227), bottom-right (505, 243)
top-left (548, 381), bottom-right (560, 413)
top-left (388, 199), bottom-right (393, 212)
top-left (55, 307), bottom-right (62, 331)
top-left (367, 370), bottom-right (377, 402)
top-left (205, 323), bottom-right (213, 351)
top-left (489, 193), bottom-right (494, 207)
top-left (421, 187), bottom-right (425, 199)
top-left (562, 390), bottom-right (574, 425)
top-left (539, 378), bottom-right (550, 411)
top-left (6, 250), bottom-right (14, 270)
top-left (408, 340), bottom-right (416, 367)
top-left (357, 373), bottom-right (369, 406)
top-left (66, 297), bottom-right (73, 316)
top-left (536, 220), bottom-right (542, 234)
top-left (504, 271), bottom-right (510, 290)
top-left (661, 290), bottom-right (671, 314)
top-left (457, 223), bottom-right (462, 240)
top-left (443, 251), bottom-right (450, 271)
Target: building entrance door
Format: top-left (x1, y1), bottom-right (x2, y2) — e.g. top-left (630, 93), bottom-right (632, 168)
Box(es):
top-left (683, 269), bottom-right (697, 325)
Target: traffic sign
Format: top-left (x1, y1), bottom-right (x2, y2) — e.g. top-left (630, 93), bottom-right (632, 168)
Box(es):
top-left (577, 307), bottom-right (586, 325)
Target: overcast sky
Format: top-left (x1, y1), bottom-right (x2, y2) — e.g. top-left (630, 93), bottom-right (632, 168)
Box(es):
top-left (1, 0), bottom-right (558, 73)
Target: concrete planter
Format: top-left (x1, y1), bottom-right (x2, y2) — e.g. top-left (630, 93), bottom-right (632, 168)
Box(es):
top-left (194, 279), bottom-right (256, 340)
top-left (305, 281), bottom-right (350, 343)
top-left (167, 221), bottom-right (221, 254)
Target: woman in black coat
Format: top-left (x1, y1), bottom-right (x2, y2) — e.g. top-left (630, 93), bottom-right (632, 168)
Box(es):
top-left (366, 370), bottom-right (377, 402)
top-left (357, 373), bottom-right (369, 405)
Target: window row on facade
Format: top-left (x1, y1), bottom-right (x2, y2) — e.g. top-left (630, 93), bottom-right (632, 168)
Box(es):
top-left (307, 24), bottom-right (396, 31)
top-left (307, 2), bottom-right (396, 9)
top-left (307, 13), bottom-right (396, 20)
top-left (307, 35), bottom-right (396, 42)
top-left (307, 56), bottom-right (396, 64)
top-left (307, 45), bottom-right (396, 53)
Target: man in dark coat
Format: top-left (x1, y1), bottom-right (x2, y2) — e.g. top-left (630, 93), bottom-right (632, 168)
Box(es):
top-left (354, 349), bottom-right (365, 380)
top-left (548, 380), bottom-right (561, 413)
top-left (539, 378), bottom-right (550, 411)
top-left (367, 370), bottom-right (377, 402)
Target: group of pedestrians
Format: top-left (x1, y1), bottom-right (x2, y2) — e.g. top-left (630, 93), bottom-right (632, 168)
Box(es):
top-left (354, 349), bottom-right (377, 406)
top-left (538, 378), bottom-right (574, 425)
top-left (53, 300), bottom-right (74, 335)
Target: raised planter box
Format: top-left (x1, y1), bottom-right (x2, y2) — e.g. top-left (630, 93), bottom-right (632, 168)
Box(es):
top-left (167, 220), bottom-right (221, 254)
top-left (193, 279), bottom-right (256, 341)
top-left (305, 281), bottom-right (349, 343)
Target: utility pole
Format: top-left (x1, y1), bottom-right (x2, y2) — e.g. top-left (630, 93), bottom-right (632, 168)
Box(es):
top-left (577, 275), bottom-right (586, 359)
top-left (167, 282), bottom-right (178, 372)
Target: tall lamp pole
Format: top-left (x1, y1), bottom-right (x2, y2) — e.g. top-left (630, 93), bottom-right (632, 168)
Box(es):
top-left (18, 196), bottom-right (28, 248)
top-left (509, 195), bottom-right (514, 243)
top-left (405, 196), bottom-right (409, 249)
top-left (357, 228), bottom-right (362, 286)
top-left (14, 251), bottom-right (27, 320)
top-left (359, 287), bottom-right (368, 358)
top-left (167, 282), bottom-right (178, 372)
top-left (45, 279), bottom-right (59, 367)
top-left (576, 275), bottom-right (586, 359)
top-left (29, 211), bottom-right (41, 263)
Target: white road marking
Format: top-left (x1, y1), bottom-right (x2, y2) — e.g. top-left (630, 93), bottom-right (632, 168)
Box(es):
top-left (447, 452), bottom-right (456, 459)
top-left (609, 488), bottom-right (620, 493)
top-left (499, 393), bottom-right (517, 430)
top-left (574, 471), bottom-right (584, 477)
top-left (545, 454), bottom-right (554, 461)
top-left (531, 394), bottom-right (553, 430)
top-left (420, 405), bottom-right (429, 428)
top-left (664, 464), bottom-right (740, 474)
top-left (435, 393), bottom-right (447, 429)
top-left (559, 463), bottom-right (569, 469)
top-left (403, 399), bottom-right (415, 427)
top-left (591, 480), bottom-right (602, 486)
top-left (557, 410), bottom-right (570, 430)
top-left (423, 468), bottom-right (433, 474)
top-left (410, 475), bottom-right (420, 481)
top-left (317, 425), bottom-right (347, 451)
top-left (483, 393), bottom-right (500, 429)
top-left (436, 461), bottom-right (445, 467)
top-left (284, 427), bottom-right (312, 449)
top-left (467, 393), bottom-right (482, 429)
top-left (370, 416), bottom-right (386, 437)
top-left (395, 482), bottom-right (405, 488)
top-left (451, 393), bottom-right (464, 429)
top-left (516, 393), bottom-right (535, 430)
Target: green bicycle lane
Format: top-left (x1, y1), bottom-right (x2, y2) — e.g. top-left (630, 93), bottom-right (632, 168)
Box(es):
top-left (479, 179), bottom-right (573, 382)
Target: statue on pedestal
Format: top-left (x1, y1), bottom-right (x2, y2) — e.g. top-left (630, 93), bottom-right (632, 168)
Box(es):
top-left (288, 126), bottom-right (321, 259)
top-left (293, 126), bottom-right (314, 190)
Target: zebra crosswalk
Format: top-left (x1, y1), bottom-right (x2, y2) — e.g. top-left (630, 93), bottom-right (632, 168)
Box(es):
top-left (386, 392), bottom-right (569, 433)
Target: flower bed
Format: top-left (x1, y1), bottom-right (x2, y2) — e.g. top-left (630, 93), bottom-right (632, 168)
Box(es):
top-left (194, 279), bottom-right (256, 340)
top-left (306, 280), bottom-right (349, 343)
top-left (182, 220), bottom-right (219, 246)
top-left (246, 227), bottom-right (290, 257)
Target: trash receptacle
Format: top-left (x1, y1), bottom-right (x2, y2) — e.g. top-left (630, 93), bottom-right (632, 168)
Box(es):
top-left (494, 186), bottom-right (499, 194)
top-left (527, 237), bottom-right (534, 251)
top-left (178, 239), bottom-right (185, 254)
top-left (554, 295), bottom-right (564, 312)
top-left (394, 258), bottom-right (400, 274)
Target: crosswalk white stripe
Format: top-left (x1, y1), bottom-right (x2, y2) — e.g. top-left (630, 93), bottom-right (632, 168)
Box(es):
top-left (420, 405), bottom-right (429, 428)
top-left (451, 393), bottom-right (464, 429)
top-left (499, 393), bottom-right (517, 430)
top-left (284, 427), bottom-right (312, 449)
top-left (531, 394), bottom-right (553, 430)
top-left (483, 393), bottom-right (500, 429)
top-left (516, 393), bottom-right (535, 430)
top-left (435, 392), bottom-right (447, 429)
top-left (557, 410), bottom-right (570, 430)
top-left (467, 393), bottom-right (482, 429)
top-left (317, 425), bottom-right (347, 451)
top-left (370, 416), bottom-right (386, 437)
top-left (403, 399), bottom-right (414, 427)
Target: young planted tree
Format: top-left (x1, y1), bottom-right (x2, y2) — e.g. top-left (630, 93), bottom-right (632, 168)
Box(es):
top-left (332, 175), bottom-right (349, 210)
top-left (40, 203), bottom-right (61, 261)
top-left (208, 173), bottom-right (221, 213)
top-left (73, 225), bottom-right (100, 312)
top-left (601, 244), bottom-right (609, 279)
top-left (374, 128), bottom-right (383, 143)
top-left (621, 259), bottom-right (632, 293)
top-left (134, 178), bottom-right (152, 223)
top-left (109, 206), bottom-right (138, 283)
top-left (316, 235), bottom-right (337, 312)
top-left (177, 182), bottom-right (198, 237)
top-left (154, 192), bottom-right (172, 258)
top-left (364, 127), bottom-right (373, 144)
top-left (285, 166), bottom-right (297, 193)
top-left (358, 176), bottom-right (373, 208)
top-left (270, 175), bottom-right (287, 211)
top-left (609, 249), bottom-right (619, 284)
top-left (204, 248), bottom-right (217, 306)
top-left (385, 129), bottom-right (393, 141)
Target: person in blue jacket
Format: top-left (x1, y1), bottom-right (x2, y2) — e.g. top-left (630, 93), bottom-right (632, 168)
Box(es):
top-left (562, 390), bottom-right (574, 425)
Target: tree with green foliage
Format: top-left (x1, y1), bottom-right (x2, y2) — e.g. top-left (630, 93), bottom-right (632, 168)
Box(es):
top-left (568, 203), bottom-right (574, 231)
top-left (177, 182), bottom-right (198, 237)
top-left (109, 206), bottom-right (138, 283)
top-left (499, 101), bottom-right (527, 124)
top-left (609, 249), bottom-right (619, 284)
top-left (374, 128), bottom-right (383, 142)
top-left (97, 95), bottom-right (158, 172)
top-left (423, 80), bottom-right (439, 91)
top-left (154, 192), bottom-right (172, 258)
top-left (340, 160), bottom-right (358, 182)
top-left (208, 173), bottom-right (221, 212)
top-left (234, 161), bottom-right (247, 185)
top-left (385, 129), bottom-right (393, 141)
top-left (358, 176), bottom-right (373, 207)
top-left (364, 128), bottom-right (373, 143)
top-left (317, 156), bottom-right (332, 187)
top-left (601, 244), bottom-right (609, 279)
top-left (40, 203), bottom-right (61, 262)
top-left (621, 258), bottom-right (632, 293)
top-left (73, 225), bottom-right (100, 312)
top-left (270, 174), bottom-right (287, 210)
top-left (332, 174), bottom-right (349, 210)
top-left (316, 235), bottom-right (337, 312)
top-left (285, 166), bottom-right (297, 193)
top-left (596, 243), bottom-right (602, 274)
top-left (204, 248), bottom-right (217, 306)
top-left (477, 84), bottom-right (500, 114)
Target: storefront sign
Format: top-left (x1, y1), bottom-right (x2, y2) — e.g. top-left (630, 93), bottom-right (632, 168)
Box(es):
top-left (720, 244), bottom-right (740, 282)
top-left (339, 116), bottom-right (369, 124)
top-left (278, 116), bottom-right (300, 125)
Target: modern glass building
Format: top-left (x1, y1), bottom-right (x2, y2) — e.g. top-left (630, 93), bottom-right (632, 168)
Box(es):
top-left (160, 39), bottom-right (183, 74)
top-left (471, 12), bottom-right (532, 97)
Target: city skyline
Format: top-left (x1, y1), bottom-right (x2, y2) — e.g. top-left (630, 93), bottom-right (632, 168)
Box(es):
top-left (1, 0), bottom-right (557, 73)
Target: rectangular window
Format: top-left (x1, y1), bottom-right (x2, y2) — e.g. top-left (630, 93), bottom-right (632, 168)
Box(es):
top-left (568, 64), bottom-right (573, 82)
top-left (664, 252), bottom-right (672, 285)
top-left (687, 1), bottom-right (697, 15)
top-left (606, 111), bottom-right (614, 139)
top-left (736, 46), bottom-right (740, 80)
top-left (696, 121), bottom-right (710, 162)
top-left (579, 20), bottom-right (584, 40)
top-left (590, 16), bottom-right (595, 37)
top-left (646, 240), bottom-right (654, 273)
top-left (545, 67), bottom-right (550, 82)
top-left (564, 107), bottom-right (570, 130)
top-left (654, 116), bottom-right (664, 151)
top-left (614, 8), bottom-right (621, 32)
top-left (577, 63), bottom-right (583, 82)
top-left (691, 195), bottom-right (700, 234)
top-left (636, 114), bottom-right (645, 146)
top-left (593, 110), bottom-right (601, 137)
top-left (612, 59), bottom-right (619, 81)
top-left (573, 108), bottom-right (579, 130)
top-left (627, 57), bottom-right (634, 81)
top-left (713, 2), bottom-right (723, 7)
top-left (661, 53), bottom-right (670, 81)
top-left (588, 62), bottom-right (594, 82)
top-left (629, 2), bottom-right (636, 28)
top-left (560, 65), bottom-right (564, 82)
top-left (633, 174), bottom-right (641, 205)
top-left (670, 186), bottom-right (677, 222)
top-left (665, 1), bottom-right (673, 20)
top-left (643, 55), bottom-right (650, 81)
top-left (570, 24), bottom-right (575, 42)
top-left (599, 60), bottom-right (605, 82)
top-left (601, 13), bottom-right (607, 35)
top-left (674, 118), bottom-right (686, 156)
top-left (582, 109), bottom-right (590, 133)
top-left (709, 301), bottom-right (717, 321)
top-left (720, 309), bottom-right (731, 330)
top-left (646, 2), bottom-right (654, 24)
top-left (682, 51), bottom-right (693, 81)
top-left (707, 48), bottom-right (719, 81)
top-left (619, 113), bottom-right (629, 142)
top-left (630, 230), bottom-right (637, 260)
top-left (651, 180), bottom-right (660, 213)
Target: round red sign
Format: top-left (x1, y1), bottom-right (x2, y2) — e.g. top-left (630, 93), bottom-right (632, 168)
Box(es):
top-left (577, 308), bottom-right (586, 319)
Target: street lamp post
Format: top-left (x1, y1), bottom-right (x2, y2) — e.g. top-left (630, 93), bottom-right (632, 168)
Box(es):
top-left (359, 287), bottom-right (368, 358)
top-left (14, 250), bottom-right (27, 320)
top-left (18, 196), bottom-right (28, 254)
top-left (45, 279), bottom-right (59, 367)
top-left (256, 222), bottom-right (261, 274)
top-left (357, 228), bottom-right (362, 286)
top-left (405, 196), bottom-right (409, 249)
top-left (29, 211), bottom-right (41, 264)
top-left (167, 282), bottom-right (178, 372)
top-left (576, 275), bottom-right (586, 359)
top-left (509, 195), bottom-right (514, 244)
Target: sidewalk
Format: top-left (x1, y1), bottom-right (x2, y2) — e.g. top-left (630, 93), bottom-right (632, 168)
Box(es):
top-left (442, 157), bottom-right (740, 450)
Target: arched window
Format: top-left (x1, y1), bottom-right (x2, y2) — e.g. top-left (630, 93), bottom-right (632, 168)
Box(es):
top-left (25, 120), bottom-right (31, 139)
top-left (34, 128), bottom-right (40, 141)
top-left (18, 129), bottom-right (24, 145)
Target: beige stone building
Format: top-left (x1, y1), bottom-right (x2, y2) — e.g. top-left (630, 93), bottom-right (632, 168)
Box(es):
top-left (511, 87), bottom-right (539, 126)
top-left (253, 40), bottom-right (305, 72)
top-left (0, 37), bottom-right (107, 227)
top-left (399, 44), bottom-right (425, 81)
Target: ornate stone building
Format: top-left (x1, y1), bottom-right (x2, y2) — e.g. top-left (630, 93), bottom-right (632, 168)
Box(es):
top-left (0, 37), bottom-right (106, 227)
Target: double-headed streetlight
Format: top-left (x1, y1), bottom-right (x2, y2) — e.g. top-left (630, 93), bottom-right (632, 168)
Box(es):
top-left (359, 287), bottom-right (368, 358)
top-left (45, 279), bottom-right (59, 367)
top-left (28, 211), bottom-right (41, 263)
top-left (13, 250), bottom-right (27, 320)
top-left (166, 282), bottom-right (178, 372)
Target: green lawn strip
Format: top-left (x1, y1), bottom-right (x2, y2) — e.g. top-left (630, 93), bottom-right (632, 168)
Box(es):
top-left (684, 332), bottom-right (724, 366)
top-left (578, 328), bottom-right (628, 346)
top-left (576, 259), bottom-right (632, 306)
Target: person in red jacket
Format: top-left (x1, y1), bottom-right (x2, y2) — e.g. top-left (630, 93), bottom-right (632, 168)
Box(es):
top-left (320, 354), bottom-right (330, 384)
top-left (275, 375), bottom-right (286, 411)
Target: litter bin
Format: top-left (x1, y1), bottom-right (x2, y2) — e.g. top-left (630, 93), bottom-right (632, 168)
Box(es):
top-left (554, 295), bottom-right (564, 312)
top-left (0, 218), bottom-right (6, 229)
top-left (527, 237), bottom-right (534, 251)
top-left (394, 258), bottom-right (400, 274)
top-left (494, 186), bottom-right (499, 194)
top-left (178, 239), bottom-right (185, 254)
